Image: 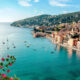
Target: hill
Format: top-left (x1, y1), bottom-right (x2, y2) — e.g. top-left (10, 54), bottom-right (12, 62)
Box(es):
top-left (11, 11), bottom-right (80, 27)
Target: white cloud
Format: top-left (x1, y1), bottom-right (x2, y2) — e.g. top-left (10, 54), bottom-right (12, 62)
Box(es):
top-left (34, 0), bottom-right (39, 2)
top-left (18, 0), bottom-right (39, 7)
top-left (18, 0), bottom-right (32, 7)
top-left (49, 0), bottom-right (70, 7)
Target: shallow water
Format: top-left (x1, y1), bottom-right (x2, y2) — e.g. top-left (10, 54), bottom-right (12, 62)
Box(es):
top-left (0, 23), bottom-right (80, 80)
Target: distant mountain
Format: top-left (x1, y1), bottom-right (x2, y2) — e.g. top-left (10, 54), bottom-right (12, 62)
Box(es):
top-left (11, 11), bottom-right (80, 27)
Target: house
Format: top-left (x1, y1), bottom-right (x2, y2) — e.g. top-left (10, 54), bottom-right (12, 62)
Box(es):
top-left (68, 38), bottom-right (74, 47)
top-left (77, 41), bottom-right (80, 49)
top-left (51, 22), bottom-right (80, 48)
top-left (73, 38), bottom-right (78, 46)
top-left (57, 35), bottom-right (61, 43)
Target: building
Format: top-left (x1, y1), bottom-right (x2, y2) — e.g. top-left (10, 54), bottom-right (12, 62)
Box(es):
top-left (77, 41), bottom-right (80, 49)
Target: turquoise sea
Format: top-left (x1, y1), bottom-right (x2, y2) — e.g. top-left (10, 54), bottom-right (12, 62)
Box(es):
top-left (0, 23), bottom-right (80, 80)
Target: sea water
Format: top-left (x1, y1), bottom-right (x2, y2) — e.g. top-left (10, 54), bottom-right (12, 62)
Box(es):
top-left (0, 23), bottom-right (80, 80)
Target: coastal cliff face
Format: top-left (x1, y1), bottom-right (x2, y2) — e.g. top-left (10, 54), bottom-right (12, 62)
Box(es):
top-left (11, 11), bottom-right (80, 27)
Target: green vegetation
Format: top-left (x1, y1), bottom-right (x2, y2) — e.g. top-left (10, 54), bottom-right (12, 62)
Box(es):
top-left (11, 11), bottom-right (80, 27)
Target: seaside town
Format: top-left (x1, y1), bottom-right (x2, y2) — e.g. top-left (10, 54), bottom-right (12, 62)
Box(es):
top-left (33, 21), bottom-right (80, 51)
top-left (1, 0), bottom-right (80, 79)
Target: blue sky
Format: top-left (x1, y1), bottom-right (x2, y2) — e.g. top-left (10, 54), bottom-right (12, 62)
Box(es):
top-left (0, 0), bottom-right (80, 22)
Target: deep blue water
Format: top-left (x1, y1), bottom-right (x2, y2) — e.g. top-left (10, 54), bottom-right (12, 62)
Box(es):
top-left (0, 23), bottom-right (80, 80)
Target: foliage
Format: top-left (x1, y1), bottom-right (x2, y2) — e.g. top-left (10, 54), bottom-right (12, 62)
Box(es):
top-left (11, 11), bottom-right (80, 27)
top-left (0, 55), bottom-right (19, 80)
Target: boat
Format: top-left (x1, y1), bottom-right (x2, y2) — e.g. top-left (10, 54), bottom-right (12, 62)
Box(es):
top-left (51, 51), bottom-right (54, 54)
top-left (3, 42), bottom-right (5, 44)
top-left (13, 46), bottom-right (16, 48)
top-left (24, 40), bottom-right (27, 43)
top-left (33, 49), bottom-right (36, 51)
top-left (27, 45), bottom-right (30, 48)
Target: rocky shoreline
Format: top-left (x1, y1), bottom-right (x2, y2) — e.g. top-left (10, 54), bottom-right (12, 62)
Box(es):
top-left (51, 38), bottom-right (80, 52)
top-left (33, 32), bottom-right (80, 52)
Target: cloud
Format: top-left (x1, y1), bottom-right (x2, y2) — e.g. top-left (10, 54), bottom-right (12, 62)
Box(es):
top-left (49, 0), bottom-right (70, 7)
top-left (18, 0), bottom-right (39, 7)
top-left (18, 0), bottom-right (32, 7)
top-left (34, 0), bottom-right (39, 2)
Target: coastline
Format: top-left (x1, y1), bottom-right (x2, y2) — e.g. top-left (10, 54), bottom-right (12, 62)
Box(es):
top-left (43, 35), bottom-right (80, 52)
top-left (51, 38), bottom-right (80, 52)
top-left (11, 24), bottom-right (80, 52)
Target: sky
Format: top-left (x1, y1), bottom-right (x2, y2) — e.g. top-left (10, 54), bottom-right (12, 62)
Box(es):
top-left (0, 0), bottom-right (80, 22)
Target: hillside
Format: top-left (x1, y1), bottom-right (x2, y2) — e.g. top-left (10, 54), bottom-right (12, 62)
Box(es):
top-left (11, 11), bottom-right (80, 27)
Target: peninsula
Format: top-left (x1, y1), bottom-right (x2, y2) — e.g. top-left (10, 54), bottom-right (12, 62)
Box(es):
top-left (11, 11), bottom-right (80, 51)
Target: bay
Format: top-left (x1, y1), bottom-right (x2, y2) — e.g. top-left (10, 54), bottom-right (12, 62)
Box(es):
top-left (0, 23), bottom-right (80, 80)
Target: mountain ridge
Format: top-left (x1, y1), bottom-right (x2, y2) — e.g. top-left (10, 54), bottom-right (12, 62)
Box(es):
top-left (11, 11), bottom-right (80, 27)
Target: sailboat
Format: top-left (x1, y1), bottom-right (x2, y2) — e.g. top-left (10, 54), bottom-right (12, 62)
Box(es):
top-left (51, 51), bottom-right (54, 54)
top-left (3, 42), bottom-right (5, 44)
top-left (27, 45), bottom-right (30, 48)
top-left (24, 40), bottom-right (27, 43)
